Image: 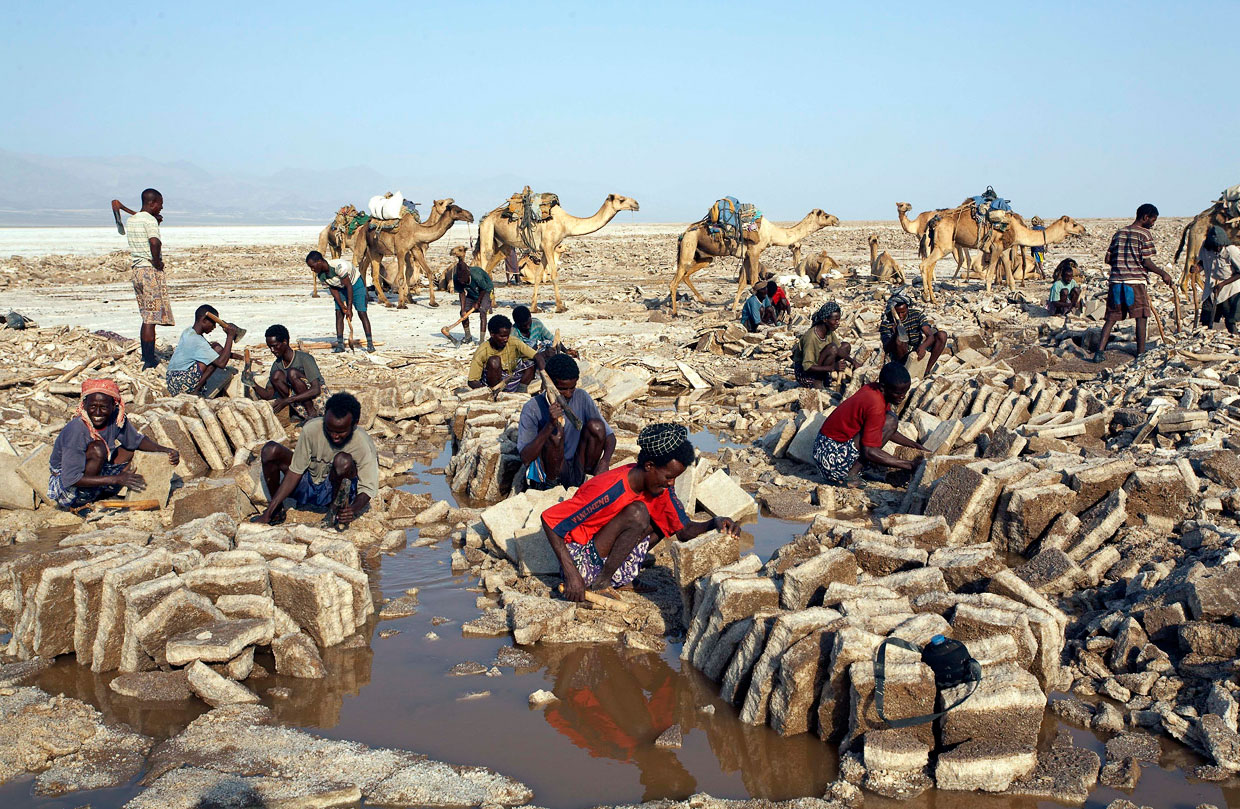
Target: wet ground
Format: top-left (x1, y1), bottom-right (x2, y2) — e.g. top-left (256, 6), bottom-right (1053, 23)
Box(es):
top-left (1, 440), bottom-right (1235, 809)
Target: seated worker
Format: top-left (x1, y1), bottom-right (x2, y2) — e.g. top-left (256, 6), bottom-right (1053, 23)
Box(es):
top-left (518, 354), bottom-right (615, 489)
top-left (468, 314), bottom-right (546, 391)
top-left (251, 392), bottom-right (379, 527)
top-left (766, 280), bottom-right (791, 323)
top-left (792, 302), bottom-right (853, 388)
top-left (879, 293), bottom-right (949, 376)
top-left (305, 251), bottom-right (375, 353)
top-left (453, 260), bottom-right (495, 344)
top-left (166, 304), bottom-right (241, 396)
top-left (247, 324), bottom-right (325, 420)
top-left (1047, 259), bottom-right (1083, 316)
top-left (512, 305), bottom-right (558, 355)
top-left (48, 379), bottom-right (178, 509)
top-left (541, 424), bottom-right (739, 602)
top-left (814, 362), bottom-right (927, 487)
top-left (740, 283), bottom-right (776, 332)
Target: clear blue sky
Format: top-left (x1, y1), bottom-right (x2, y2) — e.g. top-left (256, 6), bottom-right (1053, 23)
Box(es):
top-left (3, 1), bottom-right (1233, 220)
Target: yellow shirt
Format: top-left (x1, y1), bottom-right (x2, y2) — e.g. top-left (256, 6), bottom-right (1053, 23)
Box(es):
top-left (468, 337), bottom-right (537, 382)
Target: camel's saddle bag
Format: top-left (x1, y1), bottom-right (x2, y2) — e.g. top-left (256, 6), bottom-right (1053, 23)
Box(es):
top-left (971, 186), bottom-right (1011, 227)
top-left (504, 188), bottom-right (560, 222)
top-left (706, 197), bottom-right (763, 244)
top-left (366, 201), bottom-right (421, 232)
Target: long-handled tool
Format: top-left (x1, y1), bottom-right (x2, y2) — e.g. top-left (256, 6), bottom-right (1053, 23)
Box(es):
top-left (345, 307), bottom-right (356, 352)
top-left (441, 305), bottom-right (478, 342)
top-left (95, 499), bottom-right (160, 511)
top-left (111, 200), bottom-right (125, 235)
top-left (323, 483), bottom-right (351, 532)
top-left (203, 311), bottom-right (247, 341)
top-left (540, 369), bottom-right (583, 431)
top-left (241, 348), bottom-right (255, 389)
top-left (556, 583), bottom-right (632, 612)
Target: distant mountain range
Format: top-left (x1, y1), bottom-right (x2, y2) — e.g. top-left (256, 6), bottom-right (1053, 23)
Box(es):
top-left (0, 149), bottom-right (616, 227)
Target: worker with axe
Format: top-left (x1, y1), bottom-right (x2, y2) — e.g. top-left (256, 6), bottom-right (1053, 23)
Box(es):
top-left (449, 259), bottom-right (494, 344)
top-left (517, 354), bottom-right (615, 491)
top-left (1093, 204), bottom-right (1175, 364)
top-left (305, 251), bottom-right (374, 353)
top-left (166, 304), bottom-right (243, 396)
top-left (467, 314), bottom-right (545, 392)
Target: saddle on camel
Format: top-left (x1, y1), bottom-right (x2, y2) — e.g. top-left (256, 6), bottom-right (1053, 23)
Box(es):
top-left (344, 191), bottom-right (423, 237)
top-left (500, 186), bottom-right (561, 252)
top-left (923, 186), bottom-right (1013, 256)
top-left (697, 196), bottom-right (763, 256)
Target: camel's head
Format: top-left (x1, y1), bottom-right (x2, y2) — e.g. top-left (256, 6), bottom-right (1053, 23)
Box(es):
top-left (819, 252), bottom-right (840, 269)
top-left (449, 244), bottom-right (469, 259)
top-left (895, 202), bottom-right (912, 214)
top-left (336, 205), bottom-right (356, 222)
top-left (1059, 216), bottom-right (1087, 237)
top-left (811, 210), bottom-right (840, 228)
top-left (447, 204), bottom-right (475, 224)
top-left (868, 234), bottom-right (879, 246)
top-left (608, 194), bottom-right (640, 213)
top-left (431, 198), bottom-right (454, 217)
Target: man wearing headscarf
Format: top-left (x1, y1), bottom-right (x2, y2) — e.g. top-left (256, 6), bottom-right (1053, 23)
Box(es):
top-left (541, 424), bottom-right (739, 602)
top-left (880, 292), bottom-right (949, 376)
top-left (814, 362), bottom-right (926, 487)
top-left (1198, 225), bottom-right (1240, 333)
top-left (47, 379), bottom-right (179, 508)
top-left (792, 302), bottom-right (853, 388)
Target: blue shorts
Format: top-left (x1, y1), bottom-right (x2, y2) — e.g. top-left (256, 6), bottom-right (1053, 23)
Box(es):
top-left (333, 278), bottom-right (368, 313)
top-left (293, 474), bottom-right (358, 507)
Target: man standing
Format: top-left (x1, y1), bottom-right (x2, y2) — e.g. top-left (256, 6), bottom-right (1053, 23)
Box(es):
top-left (247, 324), bottom-right (325, 420)
top-left (251, 392), bottom-right (379, 527)
top-left (1093, 204), bottom-right (1174, 363)
top-left (517, 354), bottom-right (615, 489)
top-left (305, 251), bottom-right (375, 353)
top-left (116, 189), bottom-right (172, 369)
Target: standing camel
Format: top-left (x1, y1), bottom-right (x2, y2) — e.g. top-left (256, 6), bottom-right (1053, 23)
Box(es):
top-left (359, 201), bottom-right (474, 308)
top-left (478, 193), bottom-right (639, 313)
top-left (313, 205), bottom-right (356, 297)
top-left (669, 209), bottom-right (840, 315)
top-left (896, 201), bottom-right (971, 276)
top-left (1174, 204), bottom-right (1240, 294)
top-left (349, 198), bottom-right (450, 307)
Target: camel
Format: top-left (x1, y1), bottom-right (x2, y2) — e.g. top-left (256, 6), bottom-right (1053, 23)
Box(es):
top-left (896, 201), bottom-right (970, 274)
top-left (917, 206), bottom-right (1085, 301)
top-left (313, 205), bottom-right (356, 297)
top-left (797, 250), bottom-right (842, 287)
top-left (669, 209), bottom-right (840, 315)
top-left (478, 193), bottom-right (639, 313)
top-left (868, 234), bottom-right (904, 284)
top-left (1174, 204), bottom-right (1240, 294)
top-left (353, 199), bottom-right (474, 308)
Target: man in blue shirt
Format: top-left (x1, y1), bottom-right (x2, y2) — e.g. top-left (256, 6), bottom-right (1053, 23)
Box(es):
top-left (166, 304), bottom-right (241, 396)
top-left (517, 354), bottom-right (615, 489)
top-left (740, 283), bottom-right (775, 332)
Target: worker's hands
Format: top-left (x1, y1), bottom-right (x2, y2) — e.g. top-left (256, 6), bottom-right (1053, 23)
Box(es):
top-left (916, 346), bottom-right (928, 359)
top-left (561, 568), bottom-right (586, 603)
top-left (251, 511), bottom-right (272, 525)
top-left (223, 322), bottom-right (239, 339)
top-left (115, 469), bottom-right (146, 490)
top-left (336, 499), bottom-right (357, 526)
top-left (153, 258), bottom-right (164, 271)
top-left (549, 400), bottom-right (564, 423)
top-left (712, 516), bottom-right (739, 537)
top-left (592, 458), bottom-right (610, 476)
top-left (165, 449), bottom-right (179, 466)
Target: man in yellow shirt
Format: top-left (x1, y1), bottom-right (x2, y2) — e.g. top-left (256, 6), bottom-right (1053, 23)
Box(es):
top-left (468, 314), bottom-right (545, 391)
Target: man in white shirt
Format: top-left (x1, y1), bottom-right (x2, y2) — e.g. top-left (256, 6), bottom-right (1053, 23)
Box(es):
top-left (306, 251), bottom-right (375, 352)
top-left (113, 189), bottom-right (172, 368)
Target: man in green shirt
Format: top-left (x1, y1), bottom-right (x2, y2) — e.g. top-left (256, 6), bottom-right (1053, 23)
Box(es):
top-left (468, 314), bottom-right (546, 391)
top-left (793, 302), bottom-right (853, 388)
top-left (251, 392), bottom-right (379, 527)
top-left (453, 260), bottom-right (494, 344)
top-left (247, 324), bottom-right (325, 421)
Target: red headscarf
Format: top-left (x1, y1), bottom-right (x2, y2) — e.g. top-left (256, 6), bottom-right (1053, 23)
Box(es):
top-left (77, 379), bottom-right (125, 444)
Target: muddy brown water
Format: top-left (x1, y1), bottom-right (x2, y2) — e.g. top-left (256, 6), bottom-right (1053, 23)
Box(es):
top-left (0, 441), bottom-right (1234, 808)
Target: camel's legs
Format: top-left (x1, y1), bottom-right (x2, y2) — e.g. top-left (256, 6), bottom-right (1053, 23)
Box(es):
top-left (681, 261), bottom-right (712, 304)
top-left (545, 242), bottom-right (567, 313)
top-left (731, 248), bottom-right (760, 313)
top-left (919, 249), bottom-right (943, 304)
top-left (412, 247), bottom-right (437, 307)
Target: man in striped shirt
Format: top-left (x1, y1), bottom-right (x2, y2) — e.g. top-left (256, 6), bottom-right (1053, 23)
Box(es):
top-left (879, 293), bottom-right (949, 376)
top-left (1093, 204), bottom-right (1173, 364)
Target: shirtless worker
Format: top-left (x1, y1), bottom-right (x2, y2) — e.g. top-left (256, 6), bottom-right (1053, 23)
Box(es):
top-left (113, 190), bottom-right (172, 369)
top-left (247, 324), bottom-right (325, 420)
top-left (251, 392), bottom-right (379, 527)
top-left (541, 424), bottom-right (739, 602)
top-left (468, 314), bottom-right (546, 391)
top-left (813, 362), bottom-right (927, 487)
top-left (47, 379), bottom-right (178, 508)
top-left (165, 304), bottom-right (241, 396)
top-left (517, 354), bottom-right (615, 489)
top-left (305, 251), bottom-right (375, 353)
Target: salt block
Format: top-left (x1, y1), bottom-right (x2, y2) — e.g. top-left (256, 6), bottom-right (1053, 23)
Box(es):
top-left (0, 453), bottom-right (36, 510)
top-left (695, 469), bottom-right (757, 522)
top-left (15, 444), bottom-right (53, 507)
top-left (125, 451), bottom-right (174, 507)
top-left (786, 412), bottom-right (827, 465)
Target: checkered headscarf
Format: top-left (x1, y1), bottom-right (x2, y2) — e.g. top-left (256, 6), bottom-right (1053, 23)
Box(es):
top-left (637, 423), bottom-right (689, 463)
top-left (813, 302), bottom-right (840, 325)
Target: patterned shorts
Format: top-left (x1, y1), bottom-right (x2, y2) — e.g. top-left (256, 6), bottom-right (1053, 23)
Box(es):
top-left (814, 433), bottom-right (859, 486)
top-left (48, 463), bottom-right (126, 508)
top-left (166, 368), bottom-right (198, 396)
top-left (565, 535), bottom-right (652, 589)
top-left (132, 265), bottom-right (174, 326)
top-left (794, 362), bottom-right (831, 388)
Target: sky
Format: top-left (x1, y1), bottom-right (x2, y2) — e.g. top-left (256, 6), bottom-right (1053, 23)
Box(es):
top-left (3, 1), bottom-right (1236, 221)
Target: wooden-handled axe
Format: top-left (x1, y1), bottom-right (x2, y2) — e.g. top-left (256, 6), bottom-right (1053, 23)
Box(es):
top-left (203, 312), bottom-right (247, 341)
top-left (540, 369), bottom-right (583, 431)
top-left (442, 305), bottom-right (478, 341)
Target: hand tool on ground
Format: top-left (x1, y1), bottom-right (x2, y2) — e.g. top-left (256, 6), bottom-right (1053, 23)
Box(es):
top-left (442, 306), bottom-right (478, 341)
top-left (556, 583), bottom-right (632, 612)
top-left (203, 311), bottom-right (247, 341)
top-left (111, 201), bottom-right (125, 235)
top-left (540, 369), bottom-right (583, 431)
top-left (345, 308), bottom-right (356, 352)
top-left (95, 499), bottom-right (160, 511)
top-left (1164, 264), bottom-right (1183, 334)
top-left (241, 348), bottom-right (255, 389)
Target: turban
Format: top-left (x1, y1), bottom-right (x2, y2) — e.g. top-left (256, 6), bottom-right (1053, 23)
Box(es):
top-left (77, 379), bottom-right (125, 444)
top-left (637, 423), bottom-right (690, 465)
top-left (812, 302), bottom-right (840, 325)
